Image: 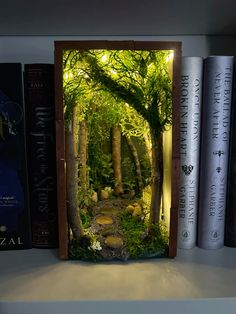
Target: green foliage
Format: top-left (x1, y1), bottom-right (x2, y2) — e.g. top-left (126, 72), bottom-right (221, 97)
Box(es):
top-left (119, 212), bottom-right (146, 258)
top-left (63, 48), bottom-right (173, 239)
top-left (119, 211), bottom-right (168, 259)
top-left (88, 148), bottom-right (114, 191)
top-left (121, 156), bottom-right (136, 191)
top-left (63, 49), bottom-right (173, 135)
top-left (69, 211), bottom-right (103, 261)
top-left (144, 223), bottom-right (169, 256)
top-left (119, 103), bottom-right (149, 139)
top-left (139, 153), bottom-right (152, 186)
top-left (69, 242), bottom-right (103, 262)
top-left (62, 49), bottom-right (172, 193)
top-left (78, 49), bottom-right (173, 134)
top-left (80, 209), bottom-right (91, 229)
top-left (141, 185), bottom-right (152, 220)
top-left (63, 51), bottom-right (85, 127)
top-left (121, 136), bottom-right (151, 194)
top-left (77, 185), bottom-right (93, 208)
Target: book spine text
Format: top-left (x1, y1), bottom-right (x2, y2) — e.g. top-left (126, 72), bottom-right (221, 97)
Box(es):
top-left (178, 57), bottom-right (203, 249)
top-left (198, 56), bottom-right (234, 249)
top-left (24, 64), bottom-right (58, 248)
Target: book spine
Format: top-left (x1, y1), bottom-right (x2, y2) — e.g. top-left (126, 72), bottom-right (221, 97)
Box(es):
top-left (0, 63), bottom-right (31, 250)
top-left (198, 56), bottom-right (234, 249)
top-left (177, 57), bottom-right (203, 249)
top-left (225, 66), bottom-right (236, 246)
top-left (24, 64), bottom-right (58, 248)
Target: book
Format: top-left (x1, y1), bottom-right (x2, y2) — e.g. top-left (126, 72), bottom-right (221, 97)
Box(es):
top-left (24, 64), bottom-right (58, 248)
top-left (198, 56), bottom-right (234, 249)
top-left (177, 56), bottom-right (203, 249)
top-left (225, 66), bottom-right (236, 247)
top-left (0, 63), bottom-right (31, 250)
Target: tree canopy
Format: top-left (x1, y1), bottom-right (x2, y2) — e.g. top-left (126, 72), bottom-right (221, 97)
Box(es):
top-left (63, 48), bottom-right (174, 227)
top-left (63, 49), bottom-right (173, 135)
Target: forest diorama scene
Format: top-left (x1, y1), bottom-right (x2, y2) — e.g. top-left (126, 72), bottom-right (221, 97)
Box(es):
top-left (63, 48), bottom-right (174, 261)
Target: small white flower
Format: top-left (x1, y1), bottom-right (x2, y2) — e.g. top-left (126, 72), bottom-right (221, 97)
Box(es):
top-left (91, 240), bottom-right (102, 251)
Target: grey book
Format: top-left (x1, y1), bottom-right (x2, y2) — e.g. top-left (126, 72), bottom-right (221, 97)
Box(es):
top-left (225, 65), bottom-right (236, 247)
top-left (177, 57), bottom-right (203, 249)
top-left (198, 56), bottom-right (234, 249)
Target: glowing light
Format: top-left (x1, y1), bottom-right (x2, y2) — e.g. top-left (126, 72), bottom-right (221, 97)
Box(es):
top-left (77, 70), bottom-right (83, 76)
top-left (166, 51), bottom-right (174, 63)
top-left (162, 126), bottom-right (172, 229)
top-left (64, 72), bottom-right (73, 80)
top-left (101, 54), bottom-right (108, 62)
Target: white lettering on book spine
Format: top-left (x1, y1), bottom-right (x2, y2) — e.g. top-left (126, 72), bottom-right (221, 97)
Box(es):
top-left (198, 56), bottom-right (234, 249)
top-left (178, 57), bottom-right (203, 249)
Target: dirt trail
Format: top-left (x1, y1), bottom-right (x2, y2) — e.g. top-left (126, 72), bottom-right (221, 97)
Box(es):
top-left (88, 198), bottom-right (141, 260)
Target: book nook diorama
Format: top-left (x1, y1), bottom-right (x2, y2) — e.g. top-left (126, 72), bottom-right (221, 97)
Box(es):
top-left (55, 41), bottom-right (181, 261)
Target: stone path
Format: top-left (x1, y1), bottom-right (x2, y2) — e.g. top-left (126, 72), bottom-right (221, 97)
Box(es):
top-left (89, 199), bottom-right (134, 260)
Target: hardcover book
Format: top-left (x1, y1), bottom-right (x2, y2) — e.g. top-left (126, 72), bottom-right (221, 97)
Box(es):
top-left (177, 56), bottom-right (203, 249)
top-left (0, 63), bottom-right (31, 250)
top-left (198, 56), bottom-right (234, 249)
top-left (24, 64), bottom-right (58, 248)
top-left (225, 66), bottom-right (236, 247)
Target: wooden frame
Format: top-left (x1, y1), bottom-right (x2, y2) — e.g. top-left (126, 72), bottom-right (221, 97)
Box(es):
top-left (54, 40), bottom-right (181, 260)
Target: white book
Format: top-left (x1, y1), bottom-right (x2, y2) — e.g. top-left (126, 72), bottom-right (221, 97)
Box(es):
top-left (198, 56), bottom-right (234, 249)
top-left (177, 57), bottom-right (203, 249)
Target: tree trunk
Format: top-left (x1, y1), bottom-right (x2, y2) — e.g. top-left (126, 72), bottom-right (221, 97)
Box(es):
top-left (143, 132), bottom-right (152, 165)
top-left (78, 120), bottom-right (88, 195)
top-left (65, 109), bottom-right (84, 240)
top-left (149, 128), bottom-right (163, 224)
top-left (125, 135), bottom-right (143, 192)
top-left (111, 125), bottom-right (124, 195)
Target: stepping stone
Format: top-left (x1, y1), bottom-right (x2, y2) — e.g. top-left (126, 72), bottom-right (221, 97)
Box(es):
top-left (99, 207), bottom-right (119, 215)
top-left (100, 227), bottom-right (115, 236)
top-left (96, 215), bottom-right (114, 225)
top-left (105, 236), bottom-right (123, 248)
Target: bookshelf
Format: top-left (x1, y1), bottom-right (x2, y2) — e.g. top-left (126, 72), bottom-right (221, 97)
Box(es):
top-left (1, 0), bottom-right (236, 313)
top-left (1, 247), bottom-right (236, 313)
top-left (1, 247), bottom-right (236, 301)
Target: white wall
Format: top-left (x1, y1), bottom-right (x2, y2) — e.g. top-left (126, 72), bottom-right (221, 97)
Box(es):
top-left (1, 35), bottom-right (236, 64)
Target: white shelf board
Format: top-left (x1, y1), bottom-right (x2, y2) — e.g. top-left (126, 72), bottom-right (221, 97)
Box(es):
top-left (1, 299), bottom-right (236, 314)
top-left (0, 246), bottom-right (236, 301)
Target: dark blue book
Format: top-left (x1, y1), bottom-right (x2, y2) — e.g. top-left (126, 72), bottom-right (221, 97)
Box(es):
top-left (0, 63), bottom-right (31, 249)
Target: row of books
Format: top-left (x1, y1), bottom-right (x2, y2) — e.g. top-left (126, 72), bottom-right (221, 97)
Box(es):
top-left (177, 55), bottom-right (236, 250)
top-left (1, 57), bottom-right (236, 252)
top-left (0, 63), bottom-right (58, 250)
